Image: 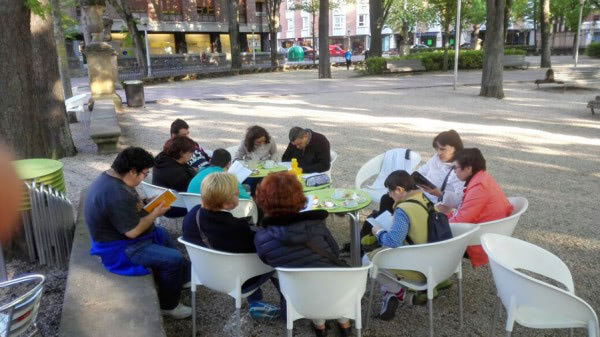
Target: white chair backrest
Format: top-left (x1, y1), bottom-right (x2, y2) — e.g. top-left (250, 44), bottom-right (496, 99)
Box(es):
top-left (140, 181), bottom-right (186, 209)
top-left (354, 149), bottom-right (421, 191)
top-left (467, 197), bottom-right (529, 246)
top-left (65, 93), bottom-right (89, 111)
top-left (178, 237), bottom-right (273, 300)
top-left (231, 199), bottom-right (259, 224)
top-left (179, 192), bottom-right (202, 212)
top-left (481, 234), bottom-right (599, 334)
top-left (0, 274), bottom-right (45, 337)
top-left (276, 264), bottom-right (371, 322)
top-left (330, 149), bottom-right (338, 165)
top-left (371, 223), bottom-right (480, 286)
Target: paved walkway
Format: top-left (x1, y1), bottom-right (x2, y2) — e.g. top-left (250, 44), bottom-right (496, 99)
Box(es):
top-left (62, 55), bottom-right (600, 337)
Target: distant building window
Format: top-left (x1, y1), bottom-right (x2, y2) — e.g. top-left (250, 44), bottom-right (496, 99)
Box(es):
top-left (239, 0), bottom-right (247, 23)
top-left (594, 32), bottom-right (600, 42)
top-left (196, 0), bottom-right (215, 22)
top-left (358, 14), bottom-right (367, 27)
top-left (255, 1), bottom-right (265, 15)
top-left (594, 15), bottom-right (600, 21)
top-left (334, 15), bottom-right (343, 29)
top-left (287, 18), bottom-right (294, 32)
top-left (302, 17), bottom-right (309, 30)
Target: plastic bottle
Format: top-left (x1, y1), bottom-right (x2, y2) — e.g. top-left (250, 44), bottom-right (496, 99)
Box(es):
top-left (289, 158), bottom-right (303, 181)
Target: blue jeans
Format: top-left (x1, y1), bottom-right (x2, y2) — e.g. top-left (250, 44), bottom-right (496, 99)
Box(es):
top-left (242, 271), bottom-right (278, 303)
top-left (125, 228), bottom-right (191, 310)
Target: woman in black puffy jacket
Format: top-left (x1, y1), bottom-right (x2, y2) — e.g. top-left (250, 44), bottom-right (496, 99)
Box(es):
top-left (254, 172), bottom-right (351, 337)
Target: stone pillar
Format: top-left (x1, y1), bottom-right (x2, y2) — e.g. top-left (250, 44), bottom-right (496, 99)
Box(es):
top-left (82, 5), bottom-right (122, 111)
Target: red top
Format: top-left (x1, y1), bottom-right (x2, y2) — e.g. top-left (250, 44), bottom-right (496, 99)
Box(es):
top-left (450, 170), bottom-right (513, 267)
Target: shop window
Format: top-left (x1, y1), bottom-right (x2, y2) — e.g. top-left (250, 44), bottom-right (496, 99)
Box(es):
top-left (196, 0), bottom-right (215, 21)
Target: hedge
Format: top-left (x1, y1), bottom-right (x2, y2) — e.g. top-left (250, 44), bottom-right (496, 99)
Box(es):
top-left (389, 48), bottom-right (526, 71)
top-left (586, 43), bottom-right (600, 58)
top-left (365, 57), bottom-right (387, 75)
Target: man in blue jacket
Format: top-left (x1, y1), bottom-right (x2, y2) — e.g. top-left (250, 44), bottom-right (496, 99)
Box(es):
top-left (84, 147), bottom-right (191, 319)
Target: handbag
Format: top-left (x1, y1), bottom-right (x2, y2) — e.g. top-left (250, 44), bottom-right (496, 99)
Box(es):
top-left (305, 174), bottom-right (330, 187)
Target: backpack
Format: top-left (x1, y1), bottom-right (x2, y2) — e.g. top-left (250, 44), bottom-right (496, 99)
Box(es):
top-left (402, 199), bottom-right (453, 244)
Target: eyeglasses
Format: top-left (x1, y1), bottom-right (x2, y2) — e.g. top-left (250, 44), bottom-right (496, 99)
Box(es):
top-left (140, 170), bottom-right (149, 178)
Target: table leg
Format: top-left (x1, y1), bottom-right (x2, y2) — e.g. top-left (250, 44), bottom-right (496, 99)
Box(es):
top-left (346, 211), bottom-right (361, 267)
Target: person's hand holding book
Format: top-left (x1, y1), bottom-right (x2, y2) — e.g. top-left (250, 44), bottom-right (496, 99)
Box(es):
top-left (419, 185), bottom-right (442, 197)
top-left (150, 202), bottom-right (170, 218)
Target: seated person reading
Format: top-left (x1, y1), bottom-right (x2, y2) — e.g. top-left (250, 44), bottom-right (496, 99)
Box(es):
top-left (187, 148), bottom-right (250, 199)
top-left (84, 147), bottom-right (191, 319)
top-left (152, 136), bottom-right (197, 192)
top-left (234, 125), bottom-right (277, 161)
top-left (182, 172), bottom-right (280, 321)
top-left (170, 118), bottom-right (211, 169)
top-left (281, 127), bottom-right (331, 174)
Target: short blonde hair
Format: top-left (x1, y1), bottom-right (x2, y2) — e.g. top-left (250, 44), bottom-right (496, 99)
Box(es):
top-left (201, 172), bottom-right (239, 211)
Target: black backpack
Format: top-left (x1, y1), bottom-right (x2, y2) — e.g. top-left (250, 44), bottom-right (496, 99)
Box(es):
top-left (402, 199), bottom-right (453, 244)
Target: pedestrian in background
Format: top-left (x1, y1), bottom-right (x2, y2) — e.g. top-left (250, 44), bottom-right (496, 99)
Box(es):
top-left (344, 49), bottom-right (352, 70)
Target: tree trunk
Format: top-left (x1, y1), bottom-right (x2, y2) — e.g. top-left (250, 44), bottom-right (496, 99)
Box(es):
top-left (533, 0), bottom-right (537, 51)
top-left (51, 0), bottom-right (73, 100)
top-left (480, 0), bottom-right (505, 99)
top-left (318, 0), bottom-right (330, 78)
top-left (369, 0), bottom-right (382, 57)
top-left (266, 0), bottom-right (281, 67)
top-left (312, 12), bottom-right (316, 65)
top-left (107, 0), bottom-right (148, 76)
top-left (398, 19), bottom-right (410, 55)
top-left (442, 21), bottom-right (450, 71)
top-left (227, 0), bottom-right (242, 70)
top-left (473, 23), bottom-right (482, 50)
top-left (503, 0), bottom-right (512, 43)
top-left (31, 0), bottom-right (77, 158)
top-left (540, 0), bottom-right (551, 67)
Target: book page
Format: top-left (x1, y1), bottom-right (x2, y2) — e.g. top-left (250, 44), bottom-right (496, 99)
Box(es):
top-left (228, 161), bottom-right (252, 183)
top-left (366, 211), bottom-right (394, 231)
top-left (143, 189), bottom-right (177, 213)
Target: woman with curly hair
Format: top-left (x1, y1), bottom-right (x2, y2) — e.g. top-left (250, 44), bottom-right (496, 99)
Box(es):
top-left (254, 172), bottom-right (352, 337)
top-left (152, 136), bottom-right (197, 192)
top-left (234, 125), bottom-right (277, 161)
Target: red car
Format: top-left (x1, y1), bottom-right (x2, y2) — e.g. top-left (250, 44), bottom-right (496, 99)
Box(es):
top-left (329, 45), bottom-right (345, 56)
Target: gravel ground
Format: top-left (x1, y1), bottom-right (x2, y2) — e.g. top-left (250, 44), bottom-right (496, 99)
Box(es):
top-left (12, 58), bottom-right (600, 337)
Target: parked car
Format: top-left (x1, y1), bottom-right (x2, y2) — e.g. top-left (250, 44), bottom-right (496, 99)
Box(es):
top-left (460, 43), bottom-right (473, 49)
top-left (329, 45), bottom-right (345, 56)
top-left (411, 44), bottom-right (430, 50)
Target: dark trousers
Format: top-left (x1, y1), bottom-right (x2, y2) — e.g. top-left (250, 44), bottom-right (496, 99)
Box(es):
top-left (360, 194), bottom-right (395, 237)
top-left (242, 271), bottom-right (279, 303)
top-left (126, 227), bottom-right (191, 310)
top-left (346, 60), bottom-right (352, 70)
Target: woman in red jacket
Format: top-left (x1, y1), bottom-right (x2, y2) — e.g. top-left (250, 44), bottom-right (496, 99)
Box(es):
top-left (449, 148), bottom-right (513, 267)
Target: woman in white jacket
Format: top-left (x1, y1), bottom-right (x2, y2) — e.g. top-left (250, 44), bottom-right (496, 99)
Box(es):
top-left (416, 129), bottom-right (465, 209)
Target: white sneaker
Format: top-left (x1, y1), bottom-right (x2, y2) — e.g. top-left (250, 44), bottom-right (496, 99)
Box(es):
top-left (162, 303), bottom-right (192, 319)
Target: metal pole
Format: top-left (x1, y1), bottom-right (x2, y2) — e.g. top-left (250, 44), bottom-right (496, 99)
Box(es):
top-left (453, 0), bottom-right (462, 90)
top-left (575, 0), bottom-right (585, 67)
top-left (252, 29), bottom-right (256, 65)
top-left (144, 26), bottom-right (152, 77)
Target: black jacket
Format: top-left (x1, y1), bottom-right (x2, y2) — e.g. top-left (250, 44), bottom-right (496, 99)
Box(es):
top-left (281, 130), bottom-right (331, 174)
top-left (152, 152), bottom-right (196, 192)
top-left (182, 206), bottom-right (256, 253)
top-left (254, 210), bottom-right (340, 267)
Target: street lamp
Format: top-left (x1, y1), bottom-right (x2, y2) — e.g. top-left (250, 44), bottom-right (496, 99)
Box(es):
top-left (251, 24), bottom-right (257, 65)
top-left (453, 0), bottom-right (461, 90)
top-left (140, 17), bottom-right (152, 77)
top-left (575, 0), bottom-right (585, 67)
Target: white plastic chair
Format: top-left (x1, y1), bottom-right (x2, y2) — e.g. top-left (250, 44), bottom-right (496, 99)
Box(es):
top-left (177, 192), bottom-right (258, 224)
top-left (177, 238), bottom-right (274, 337)
top-left (0, 274), bottom-right (45, 337)
top-left (65, 93), bottom-right (90, 124)
top-left (354, 150), bottom-right (421, 203)
top-left (365, 222), bottom-right (480, 337)
top-left (467, 197), bottom-right (529, 246)
top-left (321, 149), bottom-right (338, 179)
top-left (276, 263), bottom-right (372, 337)
top-left (481, 233), bottom-right (599, 337)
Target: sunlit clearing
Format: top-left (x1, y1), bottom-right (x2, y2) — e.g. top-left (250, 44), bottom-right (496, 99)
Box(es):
top-left (496, 156), bottom-right (575, 172)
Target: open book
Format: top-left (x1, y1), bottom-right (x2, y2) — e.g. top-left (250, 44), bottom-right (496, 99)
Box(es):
top-left (411, 171), bottom-right (437, 190)
top-left (143, 189), bottom-right (177, 213)
top-left (228, 161), bottom-right (252, 183)
top-left (366, 211), bottom-right (394, 231)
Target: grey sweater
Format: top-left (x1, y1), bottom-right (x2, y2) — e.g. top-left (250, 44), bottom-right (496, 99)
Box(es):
top-left (234, 140), bottom-right (277, 161)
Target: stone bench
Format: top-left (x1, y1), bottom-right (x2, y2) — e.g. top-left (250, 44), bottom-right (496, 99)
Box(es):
top-left (89, 100), bottom-right (121, 155)
top-left (535, 67), bottom-right (600, 90)
top-left (386, 59), bottom-right (426, 73)
top-left (503, 54), bottom-right (529, 69)
top-left (59, 191), bottom-right (166, 337)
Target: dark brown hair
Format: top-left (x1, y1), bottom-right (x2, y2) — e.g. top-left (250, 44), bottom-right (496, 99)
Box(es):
top-left (454, 148), bottom-right (487, 185)
top-left (170, 119), bottom-right (189, 136)
top-left (163, 136), bottom-right (196, 160)
top-left (384, 170), bottom-right (418, 192)
top-left (244, 125), bottom-right (271, 153)
top-left (255, 172), bottom-right (306, 216)
top-left (433, 130), bottom-right (463, 161)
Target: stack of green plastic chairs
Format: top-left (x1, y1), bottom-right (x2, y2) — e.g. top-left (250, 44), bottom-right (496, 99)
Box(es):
top-left (12, 159), bottom-right (66, 211)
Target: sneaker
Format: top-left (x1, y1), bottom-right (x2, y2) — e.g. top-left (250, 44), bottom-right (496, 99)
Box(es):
top-left (249, 301), bottom-right (280, 321)
top-left (162, 303), bottom-right (192, 319)
top-left (377, 290), bottom-right (403, 321)
top-left (312, 324), bottom-right (328, 337)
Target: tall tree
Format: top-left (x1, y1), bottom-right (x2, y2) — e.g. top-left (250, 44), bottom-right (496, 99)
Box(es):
top-left (430, 0), bottom-right (458, 71)
top-left (480, 0), bottom-right (506, 99)
top-left (227, 0), bottom-right (243, 69)
top-left (105, 0), bottom-right (148, 75)
top-left (369, 0), bottom-right (394, 57)
top-left (503, 0), bottom-right (513, 42)
top-left (266, 0), bottom-right (283, 66)
top-left (463, 0), bottom-right (486, 49)
top-left (318, 0), bottom-right (331, 78)
top-left (387, 0), bottom-right (435, 54)
top-left (1, 0), bottom-right (76, 158)
top-left (51, 0), bottom-right (73, 100)
top-left (540, 0), bottom-right (551, 67)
